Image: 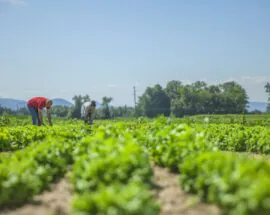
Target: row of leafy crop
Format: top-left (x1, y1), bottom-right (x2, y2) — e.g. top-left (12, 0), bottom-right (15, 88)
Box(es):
top-left (181, 151), bottom-right (270, 215)
top-left (110, 116), bottom-right (270, 154)
top-left (0, 115), bottom-right (83, 127)
top-left (0, 123), bottom-right (159, 214)
top-left (138, 120), bottom-right (270, 215)
top-left (69, 124), bottom-right (159, 214)
top-left (204, 124), bottom-right (270, 154)
top-left (0, 137), bottom-right (74, 207)
top-left (129, 116), bottom-right (270, 154)
top-left (0, 116), bottom-right (11, 127)
top-left (0, 124), bottom-right (90, 151)
top-left (182, 114), bottom-right (270, 126)
top-left (0, 124), bottom-right (91, 207)
top-left (3, 116), bottom-right (269, 153)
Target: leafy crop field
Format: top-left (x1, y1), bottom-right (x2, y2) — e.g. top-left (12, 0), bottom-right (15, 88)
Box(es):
top-left (0, 115), bottom-right (270, 215)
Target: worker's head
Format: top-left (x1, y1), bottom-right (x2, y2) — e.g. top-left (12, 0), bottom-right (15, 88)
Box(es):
top-left (46, 99), bottom-right (53, 109)
top-left (91, 100), bottom-right (96, 107)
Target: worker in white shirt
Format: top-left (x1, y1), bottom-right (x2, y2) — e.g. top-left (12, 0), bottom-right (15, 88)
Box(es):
top-left (81, 100), bottom-right (96, 124)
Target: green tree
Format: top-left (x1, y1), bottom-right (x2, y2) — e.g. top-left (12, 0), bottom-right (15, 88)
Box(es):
top-left (110, 105), bottom-right (134, 118)
top-left (165, 80), bottom-right (182, 99)
top-left (83, 95), bottom-right (90, 103)
top-left (52, 106), bottom-right (71, 118)
top-left (71, 95), bottom-right (83, 118)
top-left (138, 84), bottom-right (170, 117)
top-left (192, 81), bottom-right (207, 90)
top-left (206, 85), bottom-right (222, 114)
top-left (164, 80), bottom-right (248, 116)
top-left (0, 105), bottom-right (13, 115)
top-left (220, 81), bottom-right (248, 113)
top-left (165, 81), bottom-right (184, 117)
top-left (178, 85), bottom-right (197, 115)
top-left (101, 96), bottom-right (113, 119)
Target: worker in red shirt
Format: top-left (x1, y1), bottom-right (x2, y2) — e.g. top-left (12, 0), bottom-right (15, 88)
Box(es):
top-left (27, 97), bottom-right (53, 126)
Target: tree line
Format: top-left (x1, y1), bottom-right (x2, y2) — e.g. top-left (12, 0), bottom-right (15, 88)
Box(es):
top-left (1, 80), bottom-right (270, 118)
top-left (53, 95), bottom-right (134, 119)
top-left (136, 81), bottom-right (251, 117)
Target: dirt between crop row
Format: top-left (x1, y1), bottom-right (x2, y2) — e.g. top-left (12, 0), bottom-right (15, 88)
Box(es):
top-left (0, 166), bottom-right (221, 215)
top-left (152, 165), bottom-right (221, 215)
top-left (0, 178), bottom-right (72, 215)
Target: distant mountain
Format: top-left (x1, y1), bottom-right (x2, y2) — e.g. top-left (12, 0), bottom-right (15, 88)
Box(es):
top-left (0, 98), bottom-right (26, 110)
top-left (0, 98), bottom-right (73, 110)
top-left (51, 98), bottom-right (73, 107)
top-left (95, 101), bottom-right (102, 108)
top-left (247, 102), bottom-right (268, 112)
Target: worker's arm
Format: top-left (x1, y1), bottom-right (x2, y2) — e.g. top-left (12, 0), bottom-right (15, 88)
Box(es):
top-left (47, 109), bottom-right (52, 126)
top-left (84, 105), bottom-right (90, 118)
top-left (90, 107), bottom-right (95, 120)
top-left (37, 109), bottom-right (43, 125)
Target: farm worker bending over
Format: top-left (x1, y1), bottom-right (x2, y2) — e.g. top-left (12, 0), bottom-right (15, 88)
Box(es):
top-left (27, 97), bottom-right (53, 126)
top-left (81, 100), bottom-right (96, 124)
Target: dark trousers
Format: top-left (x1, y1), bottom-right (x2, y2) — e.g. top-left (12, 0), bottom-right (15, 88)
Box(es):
top-left (27, 105), bottom-right (41, 125)
top-left (83, 113), bottom-right (93, 124)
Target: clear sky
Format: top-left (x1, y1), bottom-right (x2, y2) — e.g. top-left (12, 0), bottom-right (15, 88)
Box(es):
top-left (1, 0), bottom-right (270, 105)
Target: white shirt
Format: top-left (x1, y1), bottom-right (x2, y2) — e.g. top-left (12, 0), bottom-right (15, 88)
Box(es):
top-left (81, 102), bottom-right (95, 118)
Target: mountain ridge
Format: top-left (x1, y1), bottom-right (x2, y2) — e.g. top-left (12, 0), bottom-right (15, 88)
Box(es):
top-left (246, 101), bottom-right (268, 112)
top-left (0, 98), bottom-right (102, 110)
top-left (0, 98), bottom-right (73, 109)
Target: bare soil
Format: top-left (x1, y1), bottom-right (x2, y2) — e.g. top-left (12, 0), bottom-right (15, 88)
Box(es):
top-left (152, 165), bottom-right (221, 215)
top-left (0, 178), bottom-right (72, 215)
top-left (1, 166), bottom-right (222, 215)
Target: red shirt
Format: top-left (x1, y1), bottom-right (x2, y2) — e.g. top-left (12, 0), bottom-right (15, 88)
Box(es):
top-left (27, 97), bottom-right (48, 110)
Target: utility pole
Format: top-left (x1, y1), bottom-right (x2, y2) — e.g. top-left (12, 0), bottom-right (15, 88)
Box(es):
top-left (133, 86), bottom-right (137, 108)
top-left (133, 86), bottom-right (138, 117)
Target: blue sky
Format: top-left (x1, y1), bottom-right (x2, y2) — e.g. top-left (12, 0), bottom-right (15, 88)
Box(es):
top-left (0, 0), bottom-right (269, 105)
